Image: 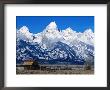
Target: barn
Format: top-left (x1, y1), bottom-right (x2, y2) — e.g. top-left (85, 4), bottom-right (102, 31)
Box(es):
top-left (23, 60), bottom-right (40, 70)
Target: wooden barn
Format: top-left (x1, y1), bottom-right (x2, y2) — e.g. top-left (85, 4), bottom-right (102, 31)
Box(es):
top-left (23, 60), bottom-right (40, 70)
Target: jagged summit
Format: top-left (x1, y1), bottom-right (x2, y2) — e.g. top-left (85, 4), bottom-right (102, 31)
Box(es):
top-left (84, 28), bottom-right (93, 34)
top-left (45, 21), bottom-right (58, 31)
top-left (63, 27), bottom-right (74, 34)
top-left (17, 26), bottom-right (33, 42)
top-left (16, 22), bottom-right (94, 65)
top-left (65, 27), bottom-right (73, 31)
top-left (17, 22), bottom-right (94, 46)
top-left (18, 26), bottom-right (29, 33)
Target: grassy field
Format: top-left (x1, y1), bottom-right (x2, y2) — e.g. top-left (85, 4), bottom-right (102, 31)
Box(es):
top-left (16, 65), bottom-right (94, 74)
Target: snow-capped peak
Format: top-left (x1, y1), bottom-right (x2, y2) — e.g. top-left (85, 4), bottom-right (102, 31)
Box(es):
top-left (18, 26), bottom-right (29, 34)
top-left (83, 28), bottom-right (94, 39)
top-left (17, 26), bottom-right (33, 42)
top-left (66, 27), bottom-right (73, 31)
top-left (42, 21), bottom-right (60, 41)
top-left (62, 27), bottom-right (76, 37)
top-left (84, 28), bottom-right (93, 35)
top-left (45, 21), bottom-right (58, 31)
top-left (79, 28), bottom-right (94, 45)
top-left (17, 22), bottom-right (94, 46)
top-left (64, 27), bottom-right (74, 33)
top-left (17, 22), bottom-right (94, 64)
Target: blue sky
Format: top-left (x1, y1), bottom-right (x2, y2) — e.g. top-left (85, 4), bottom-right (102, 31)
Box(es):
top-left (16, 16), bottom-right (94, 33)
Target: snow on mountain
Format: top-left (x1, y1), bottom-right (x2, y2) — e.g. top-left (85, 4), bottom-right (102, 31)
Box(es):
top-left (33, 33), bottom-right (42, 44)
top-left (61, 28), bottom-right (94, 46)
top-left (43, 21), bottom-right (61, 40)
top-left (17, 22), bottom-right (94, 47)
top-left (32, 21), bottom-right (62, 49)
top-left (16, 22), bottom-right (94, 65)
top-left (79, 29), bottom-right (94, 45)
top-left (44, 21), bottom-right (58, 31)
top-left (17, 26), bottom-right (33, 42)
top-left (61, 27), bottom-right (78, 45)
top-left (16, 40), bottom-right (85, 64)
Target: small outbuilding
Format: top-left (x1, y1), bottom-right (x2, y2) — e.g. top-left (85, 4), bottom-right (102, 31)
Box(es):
top-left (23, 60), bottom-right (40, 70)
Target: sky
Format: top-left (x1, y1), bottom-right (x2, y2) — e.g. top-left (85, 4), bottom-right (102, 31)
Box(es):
top-left (16, 16), bottom-right (94, 33)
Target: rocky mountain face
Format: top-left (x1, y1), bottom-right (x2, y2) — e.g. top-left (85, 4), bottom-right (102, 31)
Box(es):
top-left (16, 21), bottom-right (94, 65)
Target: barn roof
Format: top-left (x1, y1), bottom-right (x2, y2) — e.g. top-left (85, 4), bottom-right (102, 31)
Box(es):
top-left (23, 60), bottom-right (34, 65)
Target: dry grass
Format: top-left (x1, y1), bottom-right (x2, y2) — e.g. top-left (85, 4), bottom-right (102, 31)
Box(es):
top-left (16, 68), bottom-right (94, 74)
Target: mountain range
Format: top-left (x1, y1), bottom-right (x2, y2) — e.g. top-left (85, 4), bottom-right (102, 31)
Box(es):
top-left (16, 21), bottom-right (94, 65)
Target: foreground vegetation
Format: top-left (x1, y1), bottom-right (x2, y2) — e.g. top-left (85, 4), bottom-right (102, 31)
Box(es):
top-left (16, 65), bottom-right (94, 74)
top-left (17, 69), bottom-right (94, 74)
